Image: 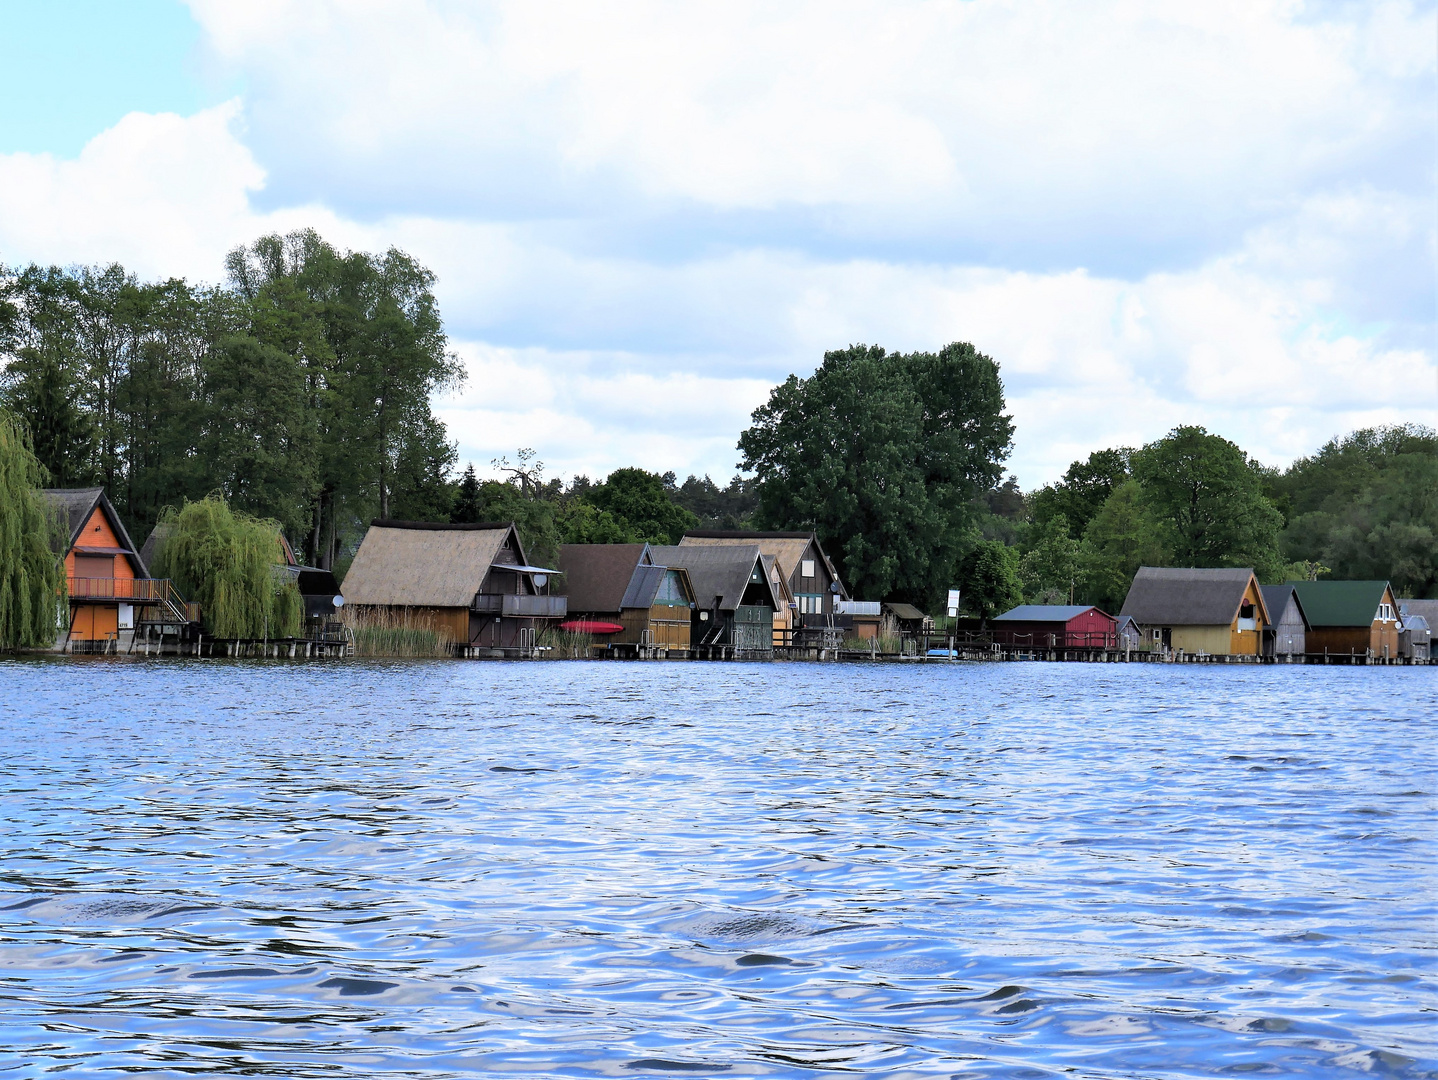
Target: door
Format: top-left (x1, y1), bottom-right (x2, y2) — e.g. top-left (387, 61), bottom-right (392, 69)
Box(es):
top-left (733, 605), bottom-right (773, 652)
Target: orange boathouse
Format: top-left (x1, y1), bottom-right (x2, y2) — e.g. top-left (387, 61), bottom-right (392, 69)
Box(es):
top-left (44, 488), bottom-right (185, 652)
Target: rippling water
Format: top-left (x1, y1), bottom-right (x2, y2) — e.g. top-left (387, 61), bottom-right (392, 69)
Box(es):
top-left (1, 657), bottom-right (1434, 1078)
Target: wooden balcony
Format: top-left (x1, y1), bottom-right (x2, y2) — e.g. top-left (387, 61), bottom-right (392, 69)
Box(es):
top-left (470, 593), bottom-right (567, 618)
top-left (67, 577), bottom-right (180, 604)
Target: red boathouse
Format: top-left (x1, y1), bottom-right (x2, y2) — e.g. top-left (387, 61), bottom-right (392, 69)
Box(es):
top-left (990, 604), bottom-right (1117, 650)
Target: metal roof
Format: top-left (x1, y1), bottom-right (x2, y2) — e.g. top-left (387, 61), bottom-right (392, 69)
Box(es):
top-left (1400, 598), bottom-right (1438, 627)
top-left (1120, 567), bottom-right (1263, 626)
top-left (1288, 580), bottom-right (1392, 628)
top-left (994, 604), bottom-right (1102, 622)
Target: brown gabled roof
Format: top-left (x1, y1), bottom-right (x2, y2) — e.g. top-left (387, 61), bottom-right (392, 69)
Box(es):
top-left (651, 543), bottom-right (778, 612)
top-left (679, 530), bottom-right (846, 597)
top-left (342, 521), bottom-right (522, 607)
top-left (42, 487), bottom-right (147, 576)
top-left (1120, 567), bottom-right (1267, 626)
top-left (558, 544), bottom-right (651, 613)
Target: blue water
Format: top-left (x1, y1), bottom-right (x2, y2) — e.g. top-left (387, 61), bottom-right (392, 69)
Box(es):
top-left (1, 658), bottom-right (1434, 1078)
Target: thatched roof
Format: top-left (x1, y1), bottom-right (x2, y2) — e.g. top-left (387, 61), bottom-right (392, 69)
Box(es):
top-left (558, 544), bottom-right (651, 613)
top-left (1120, 567), bottom-right (1262, 625)
top-left (343, 521), bottom-right (521, 607)
top-left (650, 543), bottom-right (778, 612)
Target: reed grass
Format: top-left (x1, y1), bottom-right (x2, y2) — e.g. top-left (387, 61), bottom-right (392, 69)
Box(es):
top-left (343, 606), bottom-right (455, 658)
top-left (536, 627), bottom-right (595, 659)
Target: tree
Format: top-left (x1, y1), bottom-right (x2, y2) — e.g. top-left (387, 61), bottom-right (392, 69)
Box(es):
top-left (1273, 425), bottom-right (1438, 598)
top-left (451, 464), bottom-right (483, 524)
top-left (1130, 426), bottom-right (1283, 578)
top-left (671, 473), bottom-right (758, 530)
top-left (1, 346), bottom-right (94, 487)
top-left (1030, 448), bottom-right (1130, 539)
top-left (150, 495), bottom-right (302, 639)
top-left (0, 410), bottom-right (67, 648)
top-left (739, 342), bottom-right (1013, 606)
top-left (1019, 512), bottom-right (1082, 604)
top-left (957, 539), bottom-right (1022, 623)
top-left (1079, 480), bottom-right (1170, 612)
top-left (584, 467), bottom-right (698, 545)
top-left (199, 335), bottom-right (317, 540)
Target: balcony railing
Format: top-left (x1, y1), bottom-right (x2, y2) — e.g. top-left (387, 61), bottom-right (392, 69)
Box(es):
top-left (67, 577), bottom-right (179, 603)
top-left (470, 593), bottom-right (567, 618)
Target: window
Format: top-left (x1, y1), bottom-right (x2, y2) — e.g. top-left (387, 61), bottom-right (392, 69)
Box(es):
top-left (801, 560), bottom-right (816, 578)
top-left (1379, 603), bottom-right (1394, 622)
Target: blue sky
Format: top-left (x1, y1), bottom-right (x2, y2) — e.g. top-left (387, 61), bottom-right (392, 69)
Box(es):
top-left (1, 0), bottom-right (1434, 487)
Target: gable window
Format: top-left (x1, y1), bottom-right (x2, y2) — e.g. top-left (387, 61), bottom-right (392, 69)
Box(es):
top-left (1378, 603), bottom-right (1394, 622)
top-left (1237, 601), bottom-right (1256, 632)
top-left (801, 560), bottom-right (816, 579)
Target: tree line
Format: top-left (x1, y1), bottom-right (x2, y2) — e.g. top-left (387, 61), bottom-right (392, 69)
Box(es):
top-left (3, 229), bottom-right (1434, 635)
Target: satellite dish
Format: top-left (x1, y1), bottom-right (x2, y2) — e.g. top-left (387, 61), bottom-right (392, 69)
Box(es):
top-left (532, 574), bottom-right (548, 588)
top-left (332, 595), bottom-right (345, 609)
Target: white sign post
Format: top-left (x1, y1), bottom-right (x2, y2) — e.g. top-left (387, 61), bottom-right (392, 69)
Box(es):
top-left (946, 589), bottom-right (961, 618)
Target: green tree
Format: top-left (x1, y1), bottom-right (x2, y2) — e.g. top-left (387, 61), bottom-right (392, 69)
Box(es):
top-left (584, 467), bottom-right (698, 545)
top-left (1079, 479), bottom-right (1170, 612)
top-left (450, 464), bottom-right (483, 524)
top-left (957, 539), bottom-right (1022, 623)
top-left (1273, 425), bottom-right (1438, 597)
top-left (1019, 512), bottom-right (1082, 604)
top-left (670, 473), bottom-right (759, 529)
top-left (151, 495), bottom-right (302, 639)
top-left (1030, 448), bottom-right (1130, 539)
top-left (739, 342), bottom-right (1013, 606)
top-left (1130, 425), bottom-right (1283, 578)
top-left (1, 346), bottom-right (94, 487)
top-left (0, 410), bottom-right (68, 648)
top-left (200, 335), bottom-right (317, 540)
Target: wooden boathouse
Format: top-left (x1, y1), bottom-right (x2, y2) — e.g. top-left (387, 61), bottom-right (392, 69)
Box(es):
top-left (1288, 580), bottom-right (1401, 661)
top-left (1120, 567), bottom-right (1269, 657)
top-left (679, 531), bottom-right (848, 644)
top-left (557, 543), bottom-right (696, 655)
top-left (44, 487), bottom-right (190, 652)
top-left (990, 604), bottom-right (1117, 650)
top-left (342, 520), bottom-right (566, 654)
top-left (650, 543), bottom-right (781, 658)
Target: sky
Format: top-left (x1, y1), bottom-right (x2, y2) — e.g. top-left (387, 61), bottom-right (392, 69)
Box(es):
top-left (0, 0), bottom-right (1434, 489)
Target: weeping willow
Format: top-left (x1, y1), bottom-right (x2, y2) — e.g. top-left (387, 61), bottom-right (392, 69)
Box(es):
top-left (0, 411), bottom-right (67, 649)
top-left (152, 495), bottom-right (302, 639)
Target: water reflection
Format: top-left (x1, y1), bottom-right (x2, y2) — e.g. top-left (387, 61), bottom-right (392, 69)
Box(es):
top-left (1, 658), bottom-right (1434, 1077)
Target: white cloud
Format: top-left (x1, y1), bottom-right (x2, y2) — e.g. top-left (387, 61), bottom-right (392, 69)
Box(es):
top-left (0, 0), bottom-right (1432, 491)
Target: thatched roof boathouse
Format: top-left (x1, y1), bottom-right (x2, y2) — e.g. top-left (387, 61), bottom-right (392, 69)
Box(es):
top-left (342, 520), bottom-right (565, 653)
top-left (1120, 566), bottom-right (1269, 657)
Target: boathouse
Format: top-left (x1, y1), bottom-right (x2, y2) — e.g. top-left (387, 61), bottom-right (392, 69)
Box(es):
top-left (991, 604), bottom-right (1117, 650)
top-left (1260, 584), bottom-right (1309, 657)
top-left (650, 543), bottom-right (780, 656)
top-left (44, 488), bottom-right (185, 650)
top-left (1120, 567), bottom-right (1269, 656)
top-left (342, 520), bottom-right (566, 650)
top-left (680, 532), bottom-right (848, 631)
top-left (557, 543), bottom-right (696, 651)
top-left (1288, 580), bottom-right (1401, 660)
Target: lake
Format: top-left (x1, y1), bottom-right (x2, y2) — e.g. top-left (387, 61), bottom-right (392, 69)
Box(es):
top-left (1, 658), bottom-right (1434, 1078)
